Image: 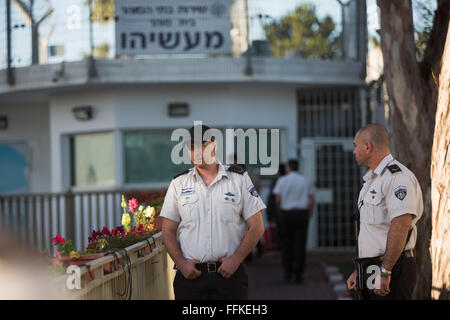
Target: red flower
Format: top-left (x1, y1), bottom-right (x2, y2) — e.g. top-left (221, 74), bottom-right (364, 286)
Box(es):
top-left (52, 234), bottom-right (66, 246)
top-left (115, 226), bottom-right (125, 234)
top-left (101, 226), bottom-right (110, 236)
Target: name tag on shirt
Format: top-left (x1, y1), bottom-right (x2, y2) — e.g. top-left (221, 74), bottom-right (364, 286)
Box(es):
top-left (181, 187), bottom-right (195, 196)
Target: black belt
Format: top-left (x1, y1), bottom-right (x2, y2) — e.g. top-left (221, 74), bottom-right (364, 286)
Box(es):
top-left (195, 262), bottom-right (222, 273)
top-left (173, 261), bottom-right (222, 273)
top-left (360, 249), bottom-right (415, 265)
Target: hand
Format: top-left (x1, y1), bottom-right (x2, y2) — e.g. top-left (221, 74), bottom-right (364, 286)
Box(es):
top-left (218, 256), bottom-right (240, 279)
top-left (178, 259), bottom-right (202, 280)
top-left (347, 269), bottom-right (358, 291)
top-left (374, 275), bottom-right (391, 296)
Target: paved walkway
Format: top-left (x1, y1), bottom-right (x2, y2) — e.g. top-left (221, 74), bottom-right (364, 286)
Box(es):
top-left (244, 250), bottom-right (335, 300)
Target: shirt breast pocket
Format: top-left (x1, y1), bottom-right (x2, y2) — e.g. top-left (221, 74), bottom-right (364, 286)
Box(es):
top-left (179, 194), bottom-right (199, 223)
top-left (221, 194), bottom-right (241, 223)
top-left (362, 193), bottom-right (386, 225)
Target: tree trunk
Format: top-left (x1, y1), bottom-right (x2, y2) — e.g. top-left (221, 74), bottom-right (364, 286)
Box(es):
top-left (31, 25), bottom-right (39, 65)
top-left (377, 0), bottom-right (449, 299)
top-left (430, 24), bottom-right (450, 300)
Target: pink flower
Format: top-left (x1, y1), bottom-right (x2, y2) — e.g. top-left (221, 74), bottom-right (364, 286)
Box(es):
top-left (128, 198), bottom-right (138, 213)
top-left (52, 251), bottom-right (61, 266)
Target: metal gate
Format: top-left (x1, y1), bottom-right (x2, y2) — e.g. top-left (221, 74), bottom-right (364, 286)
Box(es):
top-left (297, 87), bottom-right (364, 251)
top-left (300, 138), bottom-right (361, 250)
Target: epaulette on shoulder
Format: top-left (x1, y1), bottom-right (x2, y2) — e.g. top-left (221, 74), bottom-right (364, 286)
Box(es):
top-left (227, 165), bottom-right (246, 175)
top-left (173, 169), bottom-right (191, 180)
top-left (386, 164), bottom-right (402, 174)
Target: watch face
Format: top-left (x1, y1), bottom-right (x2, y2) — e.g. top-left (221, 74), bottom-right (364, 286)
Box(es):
top-left (380, 268), bottom-right (391, 276)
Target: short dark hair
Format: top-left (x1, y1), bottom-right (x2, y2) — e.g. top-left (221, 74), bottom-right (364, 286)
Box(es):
top-left (279, 163), bottom-right (286, 176)
top-left (287, 159), bottom-right (298, 171)
top-left (357, 123), bottom-right (390, 151)
top-left (187, 124), bottom-right (215, 149)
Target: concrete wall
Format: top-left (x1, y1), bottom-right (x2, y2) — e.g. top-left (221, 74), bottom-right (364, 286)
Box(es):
top-left (49, 91), bottom-right (116, 192)
top-left (0, 101), bottom-right (51, 193)
top-left (49, 83), bottom-right (297, 192)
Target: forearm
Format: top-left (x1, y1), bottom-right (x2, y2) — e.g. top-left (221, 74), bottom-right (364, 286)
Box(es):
top-left (275, 195), bottom-right (281, 214)
top-left (231, 218), bottom-right (264, 264)
top-left (382, 215), bottom-right (412, 271)
top-left (308, 196), bottom-right (315, 217)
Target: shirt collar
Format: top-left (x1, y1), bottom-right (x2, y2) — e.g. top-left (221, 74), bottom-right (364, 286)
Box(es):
top-left (362, 169), bottom-right (373, 182)
top-left (217, 162), bottom-right (230, 179)
top-left (374, 154), bottom-right (394, 176)
top-left (362, 154), bottom-right (393, 181)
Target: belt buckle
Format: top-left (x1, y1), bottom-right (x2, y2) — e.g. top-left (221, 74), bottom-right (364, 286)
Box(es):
top-left (207, 262), bottom-right (217, 273)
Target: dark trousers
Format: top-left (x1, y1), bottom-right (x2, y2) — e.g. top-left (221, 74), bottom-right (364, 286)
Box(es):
top-left (173, 264), bottom-right (248, 300)
top-left (280, 209), bottom-right (309, 280)
top-left (361, 255), bottom-right (417, 300)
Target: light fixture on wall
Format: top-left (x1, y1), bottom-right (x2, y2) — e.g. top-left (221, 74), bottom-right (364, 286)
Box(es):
top-left (72, 106), bottom-right (93, 121)
top-left (168, 103), bottom-right (189, 117)
top-left (0, 116), bottom-right (7, 130)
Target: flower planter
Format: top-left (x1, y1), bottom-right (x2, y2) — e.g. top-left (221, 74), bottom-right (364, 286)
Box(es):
top-left (61, 253), bottom-right (106, 283)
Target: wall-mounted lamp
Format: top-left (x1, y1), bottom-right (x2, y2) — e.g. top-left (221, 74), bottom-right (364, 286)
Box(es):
top-left (0, 116), bottom-right (8, 130)
top-left (168, 103), bottom-right (189, 117)
top-left (72, 106), bottom-right (93, 121)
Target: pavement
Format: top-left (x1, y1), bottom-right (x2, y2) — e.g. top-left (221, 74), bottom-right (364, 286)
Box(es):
top-left (244, 250), bottom-right (336, 300)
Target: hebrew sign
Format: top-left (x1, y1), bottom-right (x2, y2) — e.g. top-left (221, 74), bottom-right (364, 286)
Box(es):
top-left (115, 0), bottom-right (232, 55)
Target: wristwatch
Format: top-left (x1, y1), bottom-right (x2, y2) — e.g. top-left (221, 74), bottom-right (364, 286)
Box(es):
top-left (380, 267), bottom-right (392, 277)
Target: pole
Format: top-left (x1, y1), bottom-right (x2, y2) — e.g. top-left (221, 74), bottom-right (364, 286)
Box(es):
top-left (88, 0), bottom-right (98, 79)
top-left (244, 0), bottom-right (252, 75)
top-left (6, 0), bottom-right (15, 85)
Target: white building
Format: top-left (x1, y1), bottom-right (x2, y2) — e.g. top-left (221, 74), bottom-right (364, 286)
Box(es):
top-left (0, 0), bottom-right (369, 252)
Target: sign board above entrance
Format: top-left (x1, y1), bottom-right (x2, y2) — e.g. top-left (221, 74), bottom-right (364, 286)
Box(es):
top-left (115, 0), bottom-right (233, 55)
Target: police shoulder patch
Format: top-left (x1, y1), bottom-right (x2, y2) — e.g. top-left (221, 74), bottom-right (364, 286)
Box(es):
top-left (173, 169), bottom-right (191, 180)
top-left (387, 164), bottom-right (402, 174)
top-left (394, 185), bottom-right (407, 200)
top-left (227, 165), bottom-right (246, 175)
top-left (247, 184), bottom-right (259, 197)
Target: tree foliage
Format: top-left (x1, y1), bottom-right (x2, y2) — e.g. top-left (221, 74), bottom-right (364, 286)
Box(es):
top-left (262, 3), bottom-right (340, 59)
top-left (86, 0), bottom-right (114, 24)
top-left (412, 0), bottom-right (436, 61)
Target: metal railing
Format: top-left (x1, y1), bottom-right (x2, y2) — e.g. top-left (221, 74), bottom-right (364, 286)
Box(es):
top-left (0, 189), bottom-right (150, 252)
top-left (53, 233), bottom-right (176, 300)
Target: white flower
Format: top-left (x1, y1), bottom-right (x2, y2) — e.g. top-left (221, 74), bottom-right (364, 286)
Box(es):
top-left (138, 205), bottom-right (144, 212)
top-left (145, 206), bottom-right (155, 218)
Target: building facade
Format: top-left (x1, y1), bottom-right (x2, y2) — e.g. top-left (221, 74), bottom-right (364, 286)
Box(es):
top-left (0, 0), bottom-right (369, 251)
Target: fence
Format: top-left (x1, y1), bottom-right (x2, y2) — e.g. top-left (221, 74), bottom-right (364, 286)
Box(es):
top-left (53, 233), bottom-right (176, 300)
top-left (0, 190), bottom-right (137, 252)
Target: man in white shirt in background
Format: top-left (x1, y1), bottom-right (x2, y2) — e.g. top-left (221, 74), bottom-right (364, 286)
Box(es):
top-left (273, 159), bottom-right (315, 283)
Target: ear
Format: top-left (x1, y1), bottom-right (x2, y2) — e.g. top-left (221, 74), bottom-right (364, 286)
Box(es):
top-left (210, 141), bottom-right (217, 155)
top-left (365, 141), bottom-right (373, 153)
